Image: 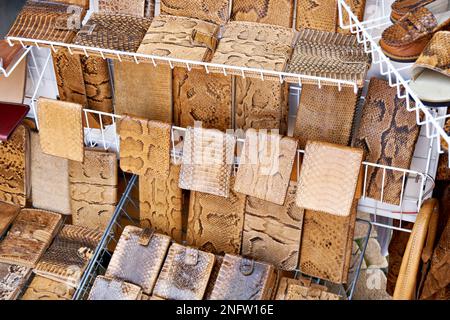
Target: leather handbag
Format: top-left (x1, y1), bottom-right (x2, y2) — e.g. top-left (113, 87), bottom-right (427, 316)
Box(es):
top-left (0, 202), bottom-right (20, 237)
top-left (114, 62), bottom-right (173, 123)
top-left (153, 244), bottom-right (215, 300)
top-left (295, 141), bottom-right (363, 217)
top-left (37, 98), bottom-right (84, 162)
top-left (69, 148), bottom-right (118, 231)
top-left (231, 0), bottom-right (294, 28)
top-left (275, 277), bottom-right (341, 300)
top-left (173, 68), bottom-right (232, 131)
top-left (294, 84), bottom-right (360, 149)
top-left (234, 129), bottom-right (297, 205)
top-left (0, 103), bottom-right (29, 141)
top-left (354, 78), bottom-right (420, 205)
top-left (242, 182), bottom-right (304, 271)
top-left (0, 209), bottom-right (62, 268)
top-left (98, 0), bottom-right (146, 16)
top-left (88, 276), bottom-right (142, 300)
top-left (186, 177), bottom-right (246, 255)
top-left (34, 224), bottom-right (102, 287)
top-left (160, 0), bottom-right (231, 25)
top-left (0, 263), bottom-right (32, 300)
top-left (139, 164), bottom-right (183, 243)
top-left (105, 226), bottom-right (171, 295)
top-left (179, 127), bottom-right (236, 197)
top-left (209, 254), bottom-right (278, 300)
top-left (118, 116), bottom-right (171, 178)
top-left (31, 132), bottom-right (71, 215)
top-left (21, 275), bottom-right (75, 300)
top-left (0, 124), bottom-right (30, 207)
top-left (137, 15), bottom-right (219, 63)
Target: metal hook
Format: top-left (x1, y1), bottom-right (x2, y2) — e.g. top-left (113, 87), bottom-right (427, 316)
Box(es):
top-left (133, 55), bottom-right (140, 64)
top-left (222, 67), bottom-right (227, 76)
top-left (116, 53), bottom-right (122, 62)
top-left (169, 60), bottom-right (174, 69)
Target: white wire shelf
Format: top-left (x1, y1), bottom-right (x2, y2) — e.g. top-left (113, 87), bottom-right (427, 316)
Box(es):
top-left (0, 46), bottom-right (31, 77)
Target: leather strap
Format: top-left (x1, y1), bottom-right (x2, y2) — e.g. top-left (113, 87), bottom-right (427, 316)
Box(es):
top-left (138, 228), bottom-right (154, 246)
top-left (191, 29), bottom-right (218, 51)
top-left (239, 258), bottom-right (255, 276)
top-left (184, 247), bottom-right (199, 266)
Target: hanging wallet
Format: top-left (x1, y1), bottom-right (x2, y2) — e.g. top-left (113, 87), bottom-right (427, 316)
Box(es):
top-left (209, 254), bottom-right (278, 300)
top-left (231, 0), bottom-right (294, 28)
top-left (0, 263), bottom-right (32, 300)
top-left (21, 275), bottom-right (75, 300)
top-left (69, 148), bottom-right (118, 231)
top-left (118, 116), bottom-right (171, 178)
top-left (0, 209), bottom-right (62, 268)
top-left (105, 226), bottom-right (171, 295)
top-left (179, 127), bottom-right (236, 197)
top-left (88, 276), bottom-right (142, 300)
top-left (160, 0), bottom-right (231, 25)
top-left (34, 224), bottom-right (102, 287)
top-left (186, 177), bottom-right (246, 255)
top-left (0, 202), bottom-right (20, 237)
top-left (0, 124), bottom-right (30, 207)
top-left (139, 164), bottom-right (183, 243)
top-left (0, 103), bottom-right (29, 142)
top-left (242, 182), bottom-right (304, 271)
top-left (153, 243), bottom-right (215, 300)
top-left (234, 129), bottom-right (297, 205)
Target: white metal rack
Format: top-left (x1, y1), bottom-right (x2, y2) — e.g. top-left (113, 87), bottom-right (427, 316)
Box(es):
top-left (0, 47), bottom-right (31, 77)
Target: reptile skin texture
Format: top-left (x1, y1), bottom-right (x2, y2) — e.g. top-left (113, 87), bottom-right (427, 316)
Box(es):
top-left (31, 132), bottom-right (71, 215)
top-left (354, 78), bottom-right (420, 205)
top-left (114, 62), bottom-right (173, 123)
top-left (186, 177), bottom-right (246, 255)
top-left (204, 255), bottom-right (223, 300)
top-left (0, 202), bottom-right (20, 237)
top-left (0, 209), bottom-right (62, 268)
top-left (295, 141), bottom-right (363, 217)
top-left (275, 276), bottom-right (308, 300)
top-left (21, 275), bottom-right (75, 300)
top-left (138, 15), bottom-right (219, 63)
top-left (98, 0), bottom-right (146, 16)
top-left (139, 164), bottom-right (183, 243)
top-left (209, 254), bottom-right (277, 300)
top-left (153, 243), bottom-right (215, 300)
top-left (105, 226), bottom-right (171, 295)
top-left (179, 127), bottom-right (236, 197)
top-left (118, 116), bottom-right (171, 178)
top-left (234, 129), bottom-right (297, 205)
top-left (296, 0), bottom-right (337, 32)
top-left (37, 98), bottom-right (84, 162)
top-left (88, 276), bottom-right (142, 300)
top-left (34, 224), bottom-right (102, 287)
top-left (235, 79), bottom-right (289, 135)
top-left (173, 68), bottom-right (232, 131)
top-left (0, 263), bottom-right (31, 300)
top-left (242, 182), bottom-right (304, 271)
top-left (294, 84), bottom-right (359, 149)
top-left (231, 0), bottom-right (294, 28)
top-left (0, 125), bottom-right (30, 207)
top-left (69, 148), bottom-right (118, 231)
top-left (160, 0), bottom-right (231, 24)
top-left (413, 31), bottom-right (450, 78)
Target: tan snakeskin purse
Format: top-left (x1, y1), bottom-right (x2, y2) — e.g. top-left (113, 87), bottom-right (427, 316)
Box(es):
top-left (88, 276), bottom-right (143, 300)
top-left (0, 263), bottom-right (32, 300)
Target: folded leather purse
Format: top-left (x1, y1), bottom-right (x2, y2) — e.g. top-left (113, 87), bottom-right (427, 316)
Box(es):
top-left (242, 182), bottom-right (304, 271)
top-left (114, 62), bottom-right (173, 123)
top-left (0, 202), bottom-right (20, 237)
top-left (37, 98), bottom-right (84, 162)
top-left (0, 263), bottom-right (32, 300)
top-left (294, 84), bottom-right (360, 149)
top-left (186, 177), bottom-right (246, 255)
top-left (74, 13), bottom-right (152, 53)
top-left (209, 254), bottom-right (277, 300)
top-left (34, 224), bottom-right (102, 287)
top-left (98, 0), bottom-right (146, 16)
top-left (118, 116), bottom-right (171, 178)
top-left (0, 209), bottom-right (62, 268)
top-left (160, 0), bottom-right (231, 25)
top-left (153, 243), bottom-right (215, 300)
top-left (286, 29), bottom-right (371, 87)
top-left (354, 78), bottom-right (420, 205)
top-left (0, 124), bottom-right (30, 207)
top-left (69, 148), bottom-right (118, 231)
top-left (231, 0), bottom-right (294, 28)
top-left (234, 129), bottom-right (297, 205)
top-left (21, 275), bottom-right (75, 300)
top-left (139, 164), bottom-right (183, 243)
top-left (235, 79), bottom-right (289, 135)
top-left (275, 276), bottom-right (341, 300)
top-left (137, 15), bottom-right (219, 63)
top-left (173, 68), bottom-right (232, 131)
top-left (0, 103), bottom-right (29, 142)
top-left (296, 141), bottom-right (363, 217)
top-left (179, 127), bottom-right (236, 197)
top-left (7, 0), bottom-right (86, 45)
top-left (88, 275), bottom-right (142, 300)
top-left (105, 226), bottom-right (171, 295)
